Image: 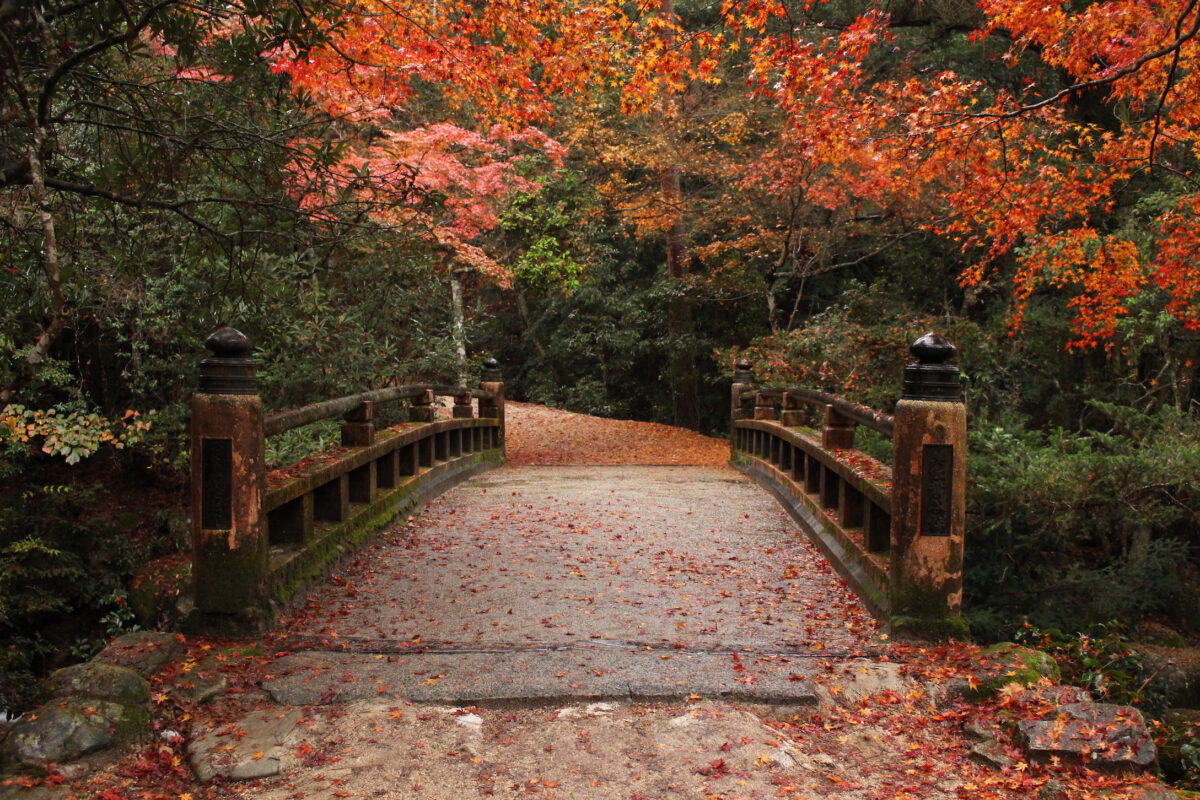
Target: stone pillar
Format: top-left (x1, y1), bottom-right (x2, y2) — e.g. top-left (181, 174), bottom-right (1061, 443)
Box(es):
top-left (821, 406), bottom-right (856, 450)
top-left (889, 333), bottom-right (968, 640)
top-left (342, 400), bottom-right (375, 446)
top-left (730, 360), bottom-right (754, 430)
top-left (410, 388), bottom-right (435, 423)
top-left (479, 358), bottom-right (505, 447)
top-left (452, 390), bottom-right (474, 419)
top-left (190, 327), bottom-right (267, 617)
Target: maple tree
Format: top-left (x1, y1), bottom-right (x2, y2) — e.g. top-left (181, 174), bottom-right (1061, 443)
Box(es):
top-left (720, 0), bottom-right (1200, 350)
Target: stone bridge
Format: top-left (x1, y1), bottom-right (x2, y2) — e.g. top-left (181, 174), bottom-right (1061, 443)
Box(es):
top-left (188, 327), bottom-right (969, 705)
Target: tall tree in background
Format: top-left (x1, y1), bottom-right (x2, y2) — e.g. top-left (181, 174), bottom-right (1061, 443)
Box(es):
top-left (0, 0), bottom-right (340, 404)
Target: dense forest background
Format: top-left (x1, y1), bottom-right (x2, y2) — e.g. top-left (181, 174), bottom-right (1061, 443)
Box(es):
top-left (3, 0), bottom-right (1200, 712)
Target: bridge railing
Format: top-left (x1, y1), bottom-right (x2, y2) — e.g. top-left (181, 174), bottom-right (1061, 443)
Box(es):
top-left (189, 327), bottom-right (505, 627)
top-left (731, 333), bottom-right (968, 639)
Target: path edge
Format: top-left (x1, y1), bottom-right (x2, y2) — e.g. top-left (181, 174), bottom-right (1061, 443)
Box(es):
top-left (732, 458), bottom-right (890, 621)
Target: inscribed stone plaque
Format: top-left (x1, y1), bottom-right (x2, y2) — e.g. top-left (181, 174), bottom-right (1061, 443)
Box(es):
top-left (201, 438), bottom-right (233, 530)
top-left (920, 444), bottom-right (953, 537)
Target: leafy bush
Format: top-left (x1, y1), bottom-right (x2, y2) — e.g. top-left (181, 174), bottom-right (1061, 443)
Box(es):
top-left (265, 418), bottom-right (343, 470)
top-left (719, 282), bottom-right (988, 410)
top-left (965, 404), bottom-right (1200, 641)
top-left (0, 485), bottom-right (137, 714)
top-left (1014, 622), bottom-right (1160, 711)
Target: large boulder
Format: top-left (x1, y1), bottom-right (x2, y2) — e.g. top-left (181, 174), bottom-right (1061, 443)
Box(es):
top-left (1, 644), bottom-right (166, 774)
top-left (1, 699), bottom-right (147, 769)
top-left (47, 662), bottom-right (149, 706)
top-left (97, 631), bottom-right (186, 679)
top-left (1017, 702), bottom-right (1156, 772)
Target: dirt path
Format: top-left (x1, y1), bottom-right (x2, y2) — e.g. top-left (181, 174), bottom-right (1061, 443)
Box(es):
top-left (504, 402), bottom-right (729, 465)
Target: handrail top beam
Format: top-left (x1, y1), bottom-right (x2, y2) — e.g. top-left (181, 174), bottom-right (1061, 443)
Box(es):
top-left (738, 386), bottom-right (895, 437)
top-left (264, 383), bottom-right (497, 438)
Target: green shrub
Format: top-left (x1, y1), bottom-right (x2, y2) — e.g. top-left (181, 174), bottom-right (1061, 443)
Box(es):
top-left (1015, 622), bottom-right (1159, 710)
top-left (964, 404), bottom-right (1200, 641)
top-left (265, 418), bottom-right (343, 470)
top-left (0, 485), bottom-right (136, 714)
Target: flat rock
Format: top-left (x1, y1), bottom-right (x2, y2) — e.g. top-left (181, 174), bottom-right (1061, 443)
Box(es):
top-left (815, 660), bottom-right (909, 707)
top-left (969, 739), bottom-right (1013, 770)
top-left (48, 662), bottom-right (149, 706)
top-left (1017, 702), bottom-right (1155, 771)
top-left (188, 708), bottom-right (306, 783)
top-left (97, 631), bottom-right (186, 678)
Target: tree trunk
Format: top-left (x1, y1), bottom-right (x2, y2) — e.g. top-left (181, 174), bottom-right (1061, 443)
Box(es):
top-left (658, 0), bottom-right (699, 430)
top-left (1, 128), bottom-right (67, 405)
top-left (449, 268), bottom-right (468, 388)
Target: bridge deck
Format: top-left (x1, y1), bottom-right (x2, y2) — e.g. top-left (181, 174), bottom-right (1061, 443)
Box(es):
top-left (266, 465), bottom-right (880, 706)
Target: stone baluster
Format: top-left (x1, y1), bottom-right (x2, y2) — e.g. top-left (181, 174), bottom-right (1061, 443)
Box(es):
top-left (452, 390), bottom-right (474, 419)
top-left (889, 332), bottom-right (968, 640)
top-left (342, 400), bottom-right (375, 446)
top-left (821, 405), bottom-right (856, 450)
top-left (479, 359), bottom-right (505, 446)
top-left (410, 388), bottom-right (435, 423)
top-left (190, 327), bottom-right (266, 619)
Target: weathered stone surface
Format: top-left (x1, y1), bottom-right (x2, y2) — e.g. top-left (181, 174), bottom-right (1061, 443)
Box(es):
top-left (1141, 646), bottom-right (1200, 708)
top-left (1037, 779), bottom-right (1068, 800)
top-left (1017, 702), bottom-right (1155, 771)
top-left (188, 675), bottom-right (229, 705)
top-left (968, 739), bottom-right (1013, 770)
top-left (1, 700), bottom-right (130, 768)
top-left (47, 662), bottom-right (149, 706)
top-left (814, 660), bottom-right (908, 708)
top-left (97, 631), bottom-right (186, 678)
top-left (187, 708), bottom-right (304, 783)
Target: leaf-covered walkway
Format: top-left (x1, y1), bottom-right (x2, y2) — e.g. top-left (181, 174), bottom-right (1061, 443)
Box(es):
top-left (267, 461), bottom-right (878, 707)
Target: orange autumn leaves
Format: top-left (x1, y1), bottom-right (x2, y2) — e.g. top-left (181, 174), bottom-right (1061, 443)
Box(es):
top-left (270, 0), bottom-right (1200, 348)
top-left (730, 0), bottom-right (1200, 348)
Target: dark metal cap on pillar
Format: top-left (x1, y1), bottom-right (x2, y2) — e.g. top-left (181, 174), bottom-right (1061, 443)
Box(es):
top-left (199, 326), bottom-right (257, 395)
top-left (481, 358), bottom-right (502, 382)
top-left (902, 332), bottom-right (961, 402)
top-left (733, 359), bottom-right (753, 384)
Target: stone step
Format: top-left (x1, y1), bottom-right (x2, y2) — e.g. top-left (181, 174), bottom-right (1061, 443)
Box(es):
top-left (261, 646), bottom-right (822, 708)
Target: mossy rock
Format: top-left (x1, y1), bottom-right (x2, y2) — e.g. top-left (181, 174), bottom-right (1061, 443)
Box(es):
top-left (968, 643), bottom-right (1060, 698)
top-left (97, 631), bottom-right (186, 679)
top-left (1139, 621), bottom-right (1188, 649)
top-left (47, 662), bottom-right (149, 706)
top-left (1, 698), bottom-right (149, 770)
top-left (1142, 646), bottom-right (1200, 708)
